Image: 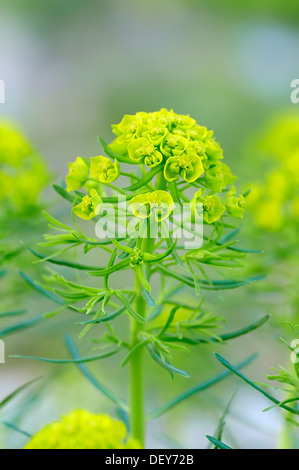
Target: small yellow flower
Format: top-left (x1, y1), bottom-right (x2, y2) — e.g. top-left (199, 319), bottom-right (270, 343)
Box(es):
top-left (191, 188), bottom-right (225, 224)
top-left (226, 186), bottom-right (245, 219)
top-left (164, 149), bottom-right (204, 183)
top-left (66, 157), bottom-right (89, 192)
top-left (130, 190), bottom-right (174, 221)
top-left (73, 189), bottom-right (102, 220)
top-left (90, 155), bottom-right (119, 183)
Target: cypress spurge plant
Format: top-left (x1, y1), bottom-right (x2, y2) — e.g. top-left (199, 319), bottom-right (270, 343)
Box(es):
top-left (18, 109), bottom-right (266, 448)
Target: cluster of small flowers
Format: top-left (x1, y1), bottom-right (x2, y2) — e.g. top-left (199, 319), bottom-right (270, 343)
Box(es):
top-left (110, 108), bottom-right (231, 186)
top-left (65, 110), bottom-right (245, 224)
top-left (25, 409), bottom-right (140, 449)
top-left (0, 121), bottom-right (48, 213)
top-left (247, 115), bottom-right (299, 231)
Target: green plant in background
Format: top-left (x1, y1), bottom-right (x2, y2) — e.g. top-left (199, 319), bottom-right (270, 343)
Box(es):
top-left (0, 120), bottom-right (49, 313)
top-left (13, 109), bottom-right (269, 449)
top-left (245, 114), bottom-right (299, 328)
top-left (0, 122), bottom-right (50, 449)
top-left (0, 121), bottom-right (49, 218)
top-left (246, 115), bottom-right (299, 233)
top-left (241, 114), bottom-right (299, 448)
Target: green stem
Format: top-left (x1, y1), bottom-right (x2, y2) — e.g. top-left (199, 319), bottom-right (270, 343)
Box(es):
top-left (129, 171), bottom-right (166, 447)
top-left (155, 171), bottom-right (168, 191)
top-left (129, 273), bottom-right (146, 447)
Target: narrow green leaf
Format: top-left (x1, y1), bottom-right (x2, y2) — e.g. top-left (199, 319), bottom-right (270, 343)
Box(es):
top-left (141, 286), bottom-right (156, 307)
top-left (121, 339), bottom-right (151, 367)
top-left (114, 291), bottom-right (146, 323)
top-left (65, 335), bottom-right (128, 410)
top-left (158, 305), bottom-right (180, 338)
top-left (206, 435), bottom-right (231, 449)
top-left (53, 184), bottom-right (75, 203)
top-left (214, 353), bottom-right (299, 416)
top-left (0, 377), bottom-right (42, 410)
top-left (162, 224), bottom-right (186, 270)
top-left (162, 315), bottom-right (270, 345)
top-left (147, 354), bottom-right (257, 419)
top-left (75, 302), bottom-right (128, 324)
top-left (25, 246), bottom-right (103, 271)
top-left (219, 315), bottom-right (270, 342)
top-left (112, 239), bottom-right (134, 254)
top-left (186, 259), bottom-right (200, 296)
top-left (72, 233), bottom-right (114, 246)
top-left (117, 238), bottom-right (136, 259)
top-left (228, 246), bottom-right (263, 254)
top-left (145, 239), bottom-right (178, 264)
top-left (1, 421), bottom-right (32, 438)
top-left (42, 210), bottom-right (73, 231)
top-left (147, 343), bottom-right (190, 378)
top-left (168, 181), bottom-right (182, 207)
top-left (19, 270), bottom-right (65, 305)
top-left (156, 265), bottom-right (265, 291)
top-left (220, 228), bottom-right (240, 243)
top-left (0, 314), bottom-right (45, 338)
top-left (10, 349), bottom-right (119, 364)
top-left (0, 310), bottom-right (27, 318)
top-left (88, 259), bottom-right (130, 276)
top-left (135, 265), bottom-right (151, 292)
top-left (124, 165), bottom-right (162, 191)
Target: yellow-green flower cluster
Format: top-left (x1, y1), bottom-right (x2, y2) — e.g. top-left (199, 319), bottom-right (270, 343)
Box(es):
top-left (109, 109), bottom-right (235, 186)
top-left (247, 115), bottom-right (299, 231)
top-left (66, 110), bottom-right (243, 224)
top-left (66, 155), bottom-right (119, 193)
top-left (0, 121), bottom-right (49, 212)
top-left (25, 409), bottom-right (141, 449)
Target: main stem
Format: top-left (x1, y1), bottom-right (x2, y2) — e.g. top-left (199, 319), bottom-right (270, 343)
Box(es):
top-left (129, 273), bottom-right (146, 447)
top-left (129, 171), bottom-right (167, 447)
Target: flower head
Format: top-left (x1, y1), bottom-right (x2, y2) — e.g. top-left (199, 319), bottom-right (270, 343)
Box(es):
top-left (164, 148), bottom-right (204, 183)
top-left (203, 162), bottom-right (236, 192)
top-left (66, 157), bottom-right (89, 192)
top-left (24, 409), bottom-right (141, 449)
top-left (109, 109), bottom-right (227, 186)
top-left (90, 155), bottom-right (119, 183)
top-left (226, 186), bottom-right (245, 219)
top-left (130, 190), bottom-right (174, 222)
top-left (128, 138), bottom-right (162, 167)
top-left (191, 188), bottom-right (225, 224)
top-left (73, 189), bottom-right (102, 220)
top-left (129, 248), bottom-right (144, 267)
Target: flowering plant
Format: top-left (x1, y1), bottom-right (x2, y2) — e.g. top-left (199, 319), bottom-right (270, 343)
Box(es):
top-left (12, 110), bottom-right (268, 449)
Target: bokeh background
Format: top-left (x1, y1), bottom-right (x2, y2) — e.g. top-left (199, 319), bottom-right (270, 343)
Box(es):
top-left (0, 0), bottom-right (299, 449)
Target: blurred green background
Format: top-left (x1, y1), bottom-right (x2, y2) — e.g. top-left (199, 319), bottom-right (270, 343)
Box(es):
top-left (0, 0), bottom-right (299, 449)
